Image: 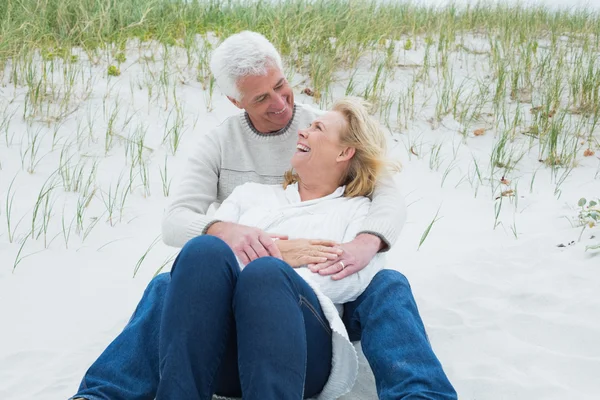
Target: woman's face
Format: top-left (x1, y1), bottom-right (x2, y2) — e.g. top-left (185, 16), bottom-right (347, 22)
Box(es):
top-left (291, 111), bottom-right (351, 183)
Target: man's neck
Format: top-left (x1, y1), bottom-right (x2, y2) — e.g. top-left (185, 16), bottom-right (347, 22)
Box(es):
top-left (245, 105), bottom-right (295, 135)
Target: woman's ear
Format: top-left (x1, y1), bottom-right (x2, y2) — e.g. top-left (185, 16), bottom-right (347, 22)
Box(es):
top-left (337, 147), bottom-right (356, 162)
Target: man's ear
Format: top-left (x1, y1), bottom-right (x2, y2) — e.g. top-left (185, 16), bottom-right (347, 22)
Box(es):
top-left (337, 147), bottom-right (356, 162)
top-left (228, 96), bottom-right (242, 109)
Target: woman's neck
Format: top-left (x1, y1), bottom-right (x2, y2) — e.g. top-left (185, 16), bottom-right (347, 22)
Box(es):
top-left (297, 179), bottom-right (340, 201)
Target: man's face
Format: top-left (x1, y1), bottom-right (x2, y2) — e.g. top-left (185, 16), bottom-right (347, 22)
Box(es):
top-left (230, 64), bottom-right (294, 133)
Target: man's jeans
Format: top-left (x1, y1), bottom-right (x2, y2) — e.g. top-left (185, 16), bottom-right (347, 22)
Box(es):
top-left (72, 237), bottom-right (457, 400)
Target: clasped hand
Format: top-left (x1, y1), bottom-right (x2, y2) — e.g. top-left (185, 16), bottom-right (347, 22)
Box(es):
top-left (207, 222), bottom-right (377, 279)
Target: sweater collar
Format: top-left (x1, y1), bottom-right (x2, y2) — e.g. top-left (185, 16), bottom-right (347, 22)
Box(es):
top-left (284, 183), bottom-right (346, 205)
top-left (243, 104), bottom-right (298, 138)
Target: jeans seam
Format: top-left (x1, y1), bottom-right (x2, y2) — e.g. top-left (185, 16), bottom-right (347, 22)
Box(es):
top-left (299, 295), bottom-right (332, 336)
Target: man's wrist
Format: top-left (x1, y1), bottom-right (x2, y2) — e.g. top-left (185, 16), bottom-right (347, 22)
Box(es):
top-left (205, 220), bottom-right (225, 236)
top-left (355, 233), bottom-right (384, 253)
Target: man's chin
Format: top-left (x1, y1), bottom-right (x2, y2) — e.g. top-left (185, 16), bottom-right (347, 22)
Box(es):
top-left (268, 109), bottom-right (293, 128)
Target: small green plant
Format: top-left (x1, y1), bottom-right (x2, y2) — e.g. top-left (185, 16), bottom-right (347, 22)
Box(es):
top-left (107, 65), bottom-right (121, 77)
top-left (576, 198), bottom-right (600, 250)
top-left (115, 52), bottom-right (127, 64)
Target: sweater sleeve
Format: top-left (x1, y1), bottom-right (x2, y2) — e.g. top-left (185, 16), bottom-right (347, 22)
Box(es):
top-left (161, 132), bottom-right (221, 248)
top-left (357, 173), bottom-right (406, 252)
top-left (296, 198), bottom-right (385, 304)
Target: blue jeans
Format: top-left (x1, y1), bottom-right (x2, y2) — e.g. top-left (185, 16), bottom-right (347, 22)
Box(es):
top-left (74, 236), bottom-right (331, 400)
top-left (72, 237), bottom-right (457, 400)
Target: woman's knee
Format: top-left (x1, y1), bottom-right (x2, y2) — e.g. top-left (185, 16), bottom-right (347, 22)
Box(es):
top-left (236, 257), bottom-right (294, 294)
top-left (172, 235), bottom-right (237, 277)
top-left (180, 235), bottom-right (233, 259)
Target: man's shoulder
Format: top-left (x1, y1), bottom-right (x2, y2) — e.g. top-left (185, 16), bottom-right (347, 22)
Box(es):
top-left (204, 112), bottom-right (245, 140)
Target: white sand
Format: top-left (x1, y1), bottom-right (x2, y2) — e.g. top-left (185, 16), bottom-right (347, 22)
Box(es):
top-left (1, 27), bottom-right (599, 400)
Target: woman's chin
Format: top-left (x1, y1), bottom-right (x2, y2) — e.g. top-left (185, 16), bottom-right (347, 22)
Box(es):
top-left (290, 154), bottom-right (306, 169)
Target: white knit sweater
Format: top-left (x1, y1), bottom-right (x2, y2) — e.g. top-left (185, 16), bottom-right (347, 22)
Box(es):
top-left (213, 182), bottom-right (388, 400)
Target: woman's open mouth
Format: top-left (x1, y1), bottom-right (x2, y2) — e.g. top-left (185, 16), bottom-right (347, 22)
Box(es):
top-left (296, 143), bottom-right (311, 153)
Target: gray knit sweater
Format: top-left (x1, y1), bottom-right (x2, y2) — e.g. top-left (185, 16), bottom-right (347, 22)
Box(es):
top-left (161, 103), bottom-right (405, 250)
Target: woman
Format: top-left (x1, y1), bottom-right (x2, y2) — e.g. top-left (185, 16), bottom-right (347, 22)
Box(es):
top-left (77, 97), bottom-right (396, 400)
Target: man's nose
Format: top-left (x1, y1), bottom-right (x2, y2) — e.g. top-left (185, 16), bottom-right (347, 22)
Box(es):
top-left (272, 93), bottom-right (286, 109)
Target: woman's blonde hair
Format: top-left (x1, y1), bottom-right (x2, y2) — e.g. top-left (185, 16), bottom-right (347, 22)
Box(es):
top-left (284, 97), bottom-right (399, 197)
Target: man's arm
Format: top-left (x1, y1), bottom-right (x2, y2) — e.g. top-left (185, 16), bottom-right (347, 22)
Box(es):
top-left (358, 172), bottom-right (406, 252)
top-left (161, 132), bottom-right (221, 248)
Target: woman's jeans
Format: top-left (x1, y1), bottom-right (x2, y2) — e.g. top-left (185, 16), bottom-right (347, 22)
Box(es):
top-left (72, 236), bottom-right (457, 400)
top-left (75, 236), bottom-right (331, 400)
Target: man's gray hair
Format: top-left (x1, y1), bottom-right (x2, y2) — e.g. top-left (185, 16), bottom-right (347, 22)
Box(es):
top-left (210, 31), bottom-right (283, 101)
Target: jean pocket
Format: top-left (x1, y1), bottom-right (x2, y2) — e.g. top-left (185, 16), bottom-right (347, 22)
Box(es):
top-left (299, 295), bottom-right (332, 336)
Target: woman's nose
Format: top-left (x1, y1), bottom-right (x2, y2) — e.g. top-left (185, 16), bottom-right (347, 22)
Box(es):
top-left (298, 129), bottom-right (308, 138)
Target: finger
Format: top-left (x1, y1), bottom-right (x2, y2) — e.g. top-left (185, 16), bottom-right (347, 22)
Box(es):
top-left (317, 246), bottom-right (343, 258)
top-left (235, 248), bottom-right (251, 265)
top-left (260, 233), bottom-right (283, 259)
top-left (269, 233), bottom-right (289, 240)
top-left (243, 244), bottom-right (259, 261)
top-left (318, 261), bottom-right (347, 276)
top-left (301, 256), bottom-right (329, 266)
top-left (309, 260), bottom-right (336, 273)
top-left (309, 239), bottom-right (339, 247)
top-left (249, 237), bottom-right (269, 258)
top-left (331, 265), bottom-right (357, 280)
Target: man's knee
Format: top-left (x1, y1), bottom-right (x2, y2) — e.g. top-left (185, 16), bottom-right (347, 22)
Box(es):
top-left (368, 269), bottom-right (412, 295)
top-left (145, 272), bottom-right (170, 297)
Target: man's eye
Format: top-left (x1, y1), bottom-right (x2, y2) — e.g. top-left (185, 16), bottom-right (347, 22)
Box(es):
top-left (256, 97), bottom-right (266, 103)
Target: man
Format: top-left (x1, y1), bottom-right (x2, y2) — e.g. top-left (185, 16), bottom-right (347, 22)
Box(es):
top-left (72, 31), bottom-right (456, 400)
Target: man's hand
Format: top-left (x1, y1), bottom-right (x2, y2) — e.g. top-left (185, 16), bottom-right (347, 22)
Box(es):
top-left (275, 239), bottom-right (343, 268)
top-left (207, 221), bottom-right (287, 264)
top-left (308, 233), bottom-right (383, 280)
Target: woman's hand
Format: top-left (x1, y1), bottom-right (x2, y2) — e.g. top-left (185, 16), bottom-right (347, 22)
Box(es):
top-left (275, 239), bottom-right (343, 268)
